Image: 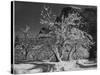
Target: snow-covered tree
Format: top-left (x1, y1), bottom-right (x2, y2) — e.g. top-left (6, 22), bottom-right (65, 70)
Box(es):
top-left (40, 6), bottom-right (94, 62)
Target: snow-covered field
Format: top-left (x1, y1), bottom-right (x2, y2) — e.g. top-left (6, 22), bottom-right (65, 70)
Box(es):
top-left (12, 60), bottom-right (97, 74)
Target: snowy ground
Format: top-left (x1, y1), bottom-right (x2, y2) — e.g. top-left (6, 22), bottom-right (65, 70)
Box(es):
top-left (12, 60), bottom-right (97, 74)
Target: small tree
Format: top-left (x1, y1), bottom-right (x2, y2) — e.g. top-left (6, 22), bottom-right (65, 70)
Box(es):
top-left (20, 25), bottom-right (31, 59)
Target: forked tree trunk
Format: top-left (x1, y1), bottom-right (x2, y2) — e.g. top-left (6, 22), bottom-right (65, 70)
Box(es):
top-left (67, 44), bottom-right (76, 61)
top-left (52, 45), bottom-right (62, 62)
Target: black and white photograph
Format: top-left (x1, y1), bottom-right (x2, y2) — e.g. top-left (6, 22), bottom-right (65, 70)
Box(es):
top-left (11, 1), bottom-right (97, 74)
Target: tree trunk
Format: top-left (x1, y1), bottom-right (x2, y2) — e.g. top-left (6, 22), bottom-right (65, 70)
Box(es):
top-left (52, 45), bottom-right (62, 62)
